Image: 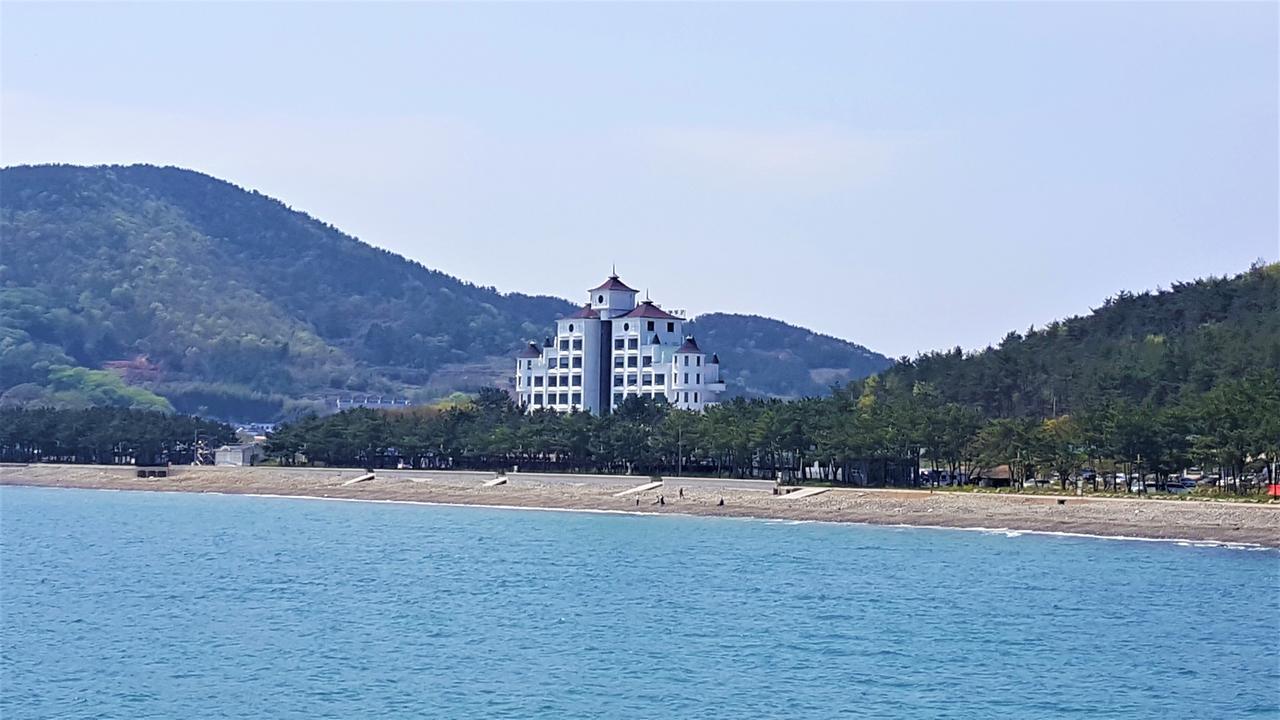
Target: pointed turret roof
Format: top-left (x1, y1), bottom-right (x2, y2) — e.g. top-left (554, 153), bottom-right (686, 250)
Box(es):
top-left (517, 342), bottom-right (542, 358)
top-left (620, 300), bottom-right (678, 320)
top-left (565, 303), bottom-right (600, 319)
top-left (675, 335), bottom-right (702, 353)
top-left (590, 273), bottom-right (637, 293)
top-left (710, 353), bottom-right (720, 364)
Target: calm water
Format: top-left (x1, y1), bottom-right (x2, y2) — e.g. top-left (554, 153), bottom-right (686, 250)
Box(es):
top-left (2, 486), bottom-right (1277, 719)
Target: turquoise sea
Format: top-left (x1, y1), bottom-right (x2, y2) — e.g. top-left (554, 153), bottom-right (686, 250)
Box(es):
top-left (1, 485), bottom-right (1277, 718)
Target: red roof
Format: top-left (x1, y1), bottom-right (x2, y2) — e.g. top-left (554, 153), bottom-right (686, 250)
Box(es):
top-left (565, 304), bottom-right (600, 319)
top-left (675, 336), bottom-right (702, 353)
top-left (589, 274), bottom-right (637, 293)
top-left (620, 300), bottom-right (678, 320)
top-left (517, 342), bottom-right (542, 358)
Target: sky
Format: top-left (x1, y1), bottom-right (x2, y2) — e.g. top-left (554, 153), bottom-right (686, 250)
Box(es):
top-left (2, 2), bottom-right (1276, 358)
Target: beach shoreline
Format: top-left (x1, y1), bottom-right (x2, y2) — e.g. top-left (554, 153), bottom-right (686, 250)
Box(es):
top-left (4, 464), bottom-right (1278, 548)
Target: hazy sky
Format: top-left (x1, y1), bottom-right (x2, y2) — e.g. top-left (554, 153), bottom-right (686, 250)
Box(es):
top-left (3, 2), bottom-right (1276, 358)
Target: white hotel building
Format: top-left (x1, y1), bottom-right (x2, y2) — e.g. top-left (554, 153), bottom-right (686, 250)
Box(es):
top-left (514, 274), bottom-right (725, 414)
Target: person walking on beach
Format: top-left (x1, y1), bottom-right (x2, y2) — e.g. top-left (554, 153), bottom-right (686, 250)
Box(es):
top-left (679, 487), bottom-right (684, 498)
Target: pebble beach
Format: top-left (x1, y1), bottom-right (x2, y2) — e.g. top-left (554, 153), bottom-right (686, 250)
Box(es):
top-left (4, 464), bottom-right (1277, 547)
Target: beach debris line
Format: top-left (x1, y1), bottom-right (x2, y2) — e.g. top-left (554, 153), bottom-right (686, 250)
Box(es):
top-left (340, 468), bottom-right (373, 484)
top-left (779, 487), bottom-right (830, 500)
top-left (614, 481), bottom-right (663, 497)
top-left (482, 476), bottom-right (508, 487)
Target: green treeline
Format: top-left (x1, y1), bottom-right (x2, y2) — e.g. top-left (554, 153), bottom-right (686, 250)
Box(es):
top-left (885, 263), bottom-right (1280, 418)
top-left (264, 265), bottom-right (1280, 490)
top-left (0, 407), bottom-right (236, 465)
top-left (265, 371), bottom-right (1279, 492)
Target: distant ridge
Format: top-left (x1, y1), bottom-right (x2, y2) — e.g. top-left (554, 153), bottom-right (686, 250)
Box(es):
top-left (0, 164), bottom-right (892, 419)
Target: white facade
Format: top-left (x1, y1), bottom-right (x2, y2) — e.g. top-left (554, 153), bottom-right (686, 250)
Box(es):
top-left (514, 274), bottom-right (726, 414)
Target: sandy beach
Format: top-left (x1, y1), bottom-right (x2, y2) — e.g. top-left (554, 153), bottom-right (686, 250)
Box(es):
top-left (3, 464), bottom-right (1278, 547)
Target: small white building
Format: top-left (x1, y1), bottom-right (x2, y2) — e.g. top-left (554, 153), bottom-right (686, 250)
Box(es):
top-left (514, 273), bottom-right (725, 414)
top-left (215, 443), bottom-right (263, 467)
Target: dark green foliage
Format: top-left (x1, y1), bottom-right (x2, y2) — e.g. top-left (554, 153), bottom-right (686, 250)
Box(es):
top-left (883, 264), bottom-right (1280, 418)
top-left (1, 164), bottom-right (890, 419)
top-left (264, 368), bottom-right (1279, 492)
top-left (0, 407), bottom-right (236, 464)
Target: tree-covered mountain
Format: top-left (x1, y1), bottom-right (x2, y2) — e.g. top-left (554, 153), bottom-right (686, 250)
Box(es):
top-left (687, 313), bottom-right (888, 398)
top-left (0, 164), bottom-right (890, 418)
top-left (878, 263), bottom-right (1280, 418)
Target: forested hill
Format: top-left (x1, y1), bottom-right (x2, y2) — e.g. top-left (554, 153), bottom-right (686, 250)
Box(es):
top-left (0, 164), bottom-right (889, 418)
top-left (687, 313), bottom-right (888, 398)
top-left (878, 263), bottom-right (1280, 418)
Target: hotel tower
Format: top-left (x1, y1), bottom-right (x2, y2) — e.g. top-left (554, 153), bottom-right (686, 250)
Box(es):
top-left (514, 273), bottom-right (725, 414)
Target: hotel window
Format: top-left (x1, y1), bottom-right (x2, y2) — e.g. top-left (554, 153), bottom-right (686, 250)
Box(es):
top-left (526, 360), bottom-right (532, 369)
top-left (613, 393), bottom-right (624, 405)
top-left (615, 339), bottom-right (625, 350)
top-left (627, 356), bottom-right (638, 368)
top-left (642, 375), bottom-right (652, 386)
top-left (559, 339), bottom-right (569, 351)
top-left (559, 393), bottom-right (569, 405)
top-left (653, 373), bottom-right (664, 384)
top-left (683, 356), bottom-right (689, 366)
top-left (571, 375), bottom-right (582, 387)
top-left (559, 357), bottom-right (569, 369)
top-left (614, 375), bottom-right (623, 387)
top-left (647, 321), bottom-right (654, 332)
top-left (627, 338), bottom-right (638, 350)
top-left (683, 373), bottom-right (689, 384)
top-left (572, 357), bottom-right (582, 368)
top-left (642, 356), bottom-right (652, 367)
top-left (516, 376), bottom-right (521, 387)
top-left (571, 393), bottom-right (581, 406)
top-left (696, 373), bottom-right (700, 384)
top-left (667, 322), bottom-right (674, 333)
top-left (614, 357), bottom-right (624, 368)
top-left (696, 357), bottom-right (702, 366)
top-left (694, 392), bottom-right (699, 402)
top-left (534, 376), bottom-right (543, 387)
top-left (534, 395), bottom-right (543, 405)
top-left (627, 374), bottom-right (637, 385)
top-left (572, 339), bottom-right (582, 351)
top-left (683, 392), bottom-right (689, 402)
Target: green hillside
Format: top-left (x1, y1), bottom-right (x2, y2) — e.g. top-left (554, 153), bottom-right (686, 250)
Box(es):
top-left (0, 164), bottom-right (889, 418)
top-left (878, 263), bottom-right (1280, 417)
